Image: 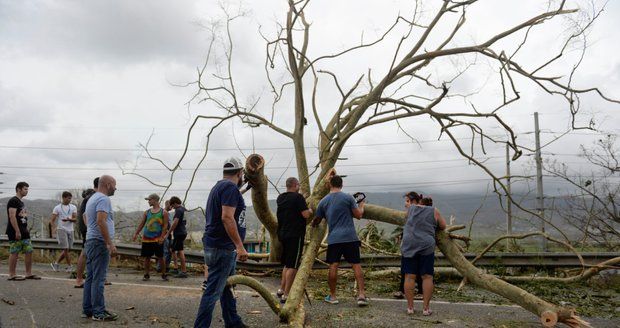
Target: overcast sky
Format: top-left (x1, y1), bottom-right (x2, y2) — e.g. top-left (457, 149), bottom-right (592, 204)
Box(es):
top-left (1, 0), bottom-right (619, 212)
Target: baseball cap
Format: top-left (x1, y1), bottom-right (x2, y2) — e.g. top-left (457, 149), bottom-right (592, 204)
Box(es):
top-left (144, 193), bottom-right (160, 201)
top-left (223, 157), bottom-right (244, 171)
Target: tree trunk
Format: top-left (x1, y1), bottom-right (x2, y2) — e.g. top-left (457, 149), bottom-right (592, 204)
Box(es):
top-left (363, 205), bottom-right (591, 328)
top-left (245, 154), bottom-right (282, 263)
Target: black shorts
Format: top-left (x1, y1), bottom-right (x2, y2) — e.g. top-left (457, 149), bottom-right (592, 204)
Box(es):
top-left (79, 227), bottom-right (87, 249)
top-left (326, 241), bottom-right (361, 264)
top-left (141, 242), bottom-right (164, 258)
top-left (401, 253), bottom-right (435, 276)
top-left (280, 236), bottom-right (304, 269)
top-left (171, 234), bottom-right (187, 251)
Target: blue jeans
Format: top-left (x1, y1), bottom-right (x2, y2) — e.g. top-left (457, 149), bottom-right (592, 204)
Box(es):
top-left (194, 247), bottom-right (242, 328)
top-left (156, 238), bottom-right (172, 272)
top-left (82, 239), bottom-right (110, 316)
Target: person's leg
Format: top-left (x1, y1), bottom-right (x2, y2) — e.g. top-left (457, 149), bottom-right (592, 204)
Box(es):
top-left (179, 250), bottom-right (187, 273)
top-left (328, 263), bottom-right (339, 299)
top-left (284, 268), bottom-right (298, 297)
top-left (8, 242), bottom-right (19, 277)
top-left (421, 275), bottom-right (434, 311)
top-left (279, 267), bottom-right (287, 294)
top-left (24, 252), bottom-right (33, 276)
top-left (220, 250), bottom-right (242, 327)
top-left (143, 257), bottom-right (151, 277)
top-left (404, 274), bottom-right (416, 311)
top-left (194, 248), bottom-right (232, 328)
top-left (83, 241), bottom-right (94, 316)
top-left (351, 264), bottom-right (366, 298)
top-left (416, 275), bottom-right (424, 295)
top-left (76, 249), bottom-right (86, 286)
top-left (66, 232), bottom-right (74, 266)
top-left (90, 240), bottom-right (110, 316)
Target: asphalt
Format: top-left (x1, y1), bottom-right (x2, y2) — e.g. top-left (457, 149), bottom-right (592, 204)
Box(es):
top-left (0, 263), bottom-right (618, 327)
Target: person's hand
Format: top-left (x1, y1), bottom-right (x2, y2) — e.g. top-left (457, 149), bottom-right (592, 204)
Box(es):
top-left (132, 234), bottom-right (138, 242)
top-left (236, 246), bottom-right (249, 262)
top-left (311, 217), bottom-right (321, 227)
top-left (158, 237), bottom-right (164, 244)
top-left (15, 231), bottom-right (21, 240)
top-left (108, 243), bottom-right (117, 256)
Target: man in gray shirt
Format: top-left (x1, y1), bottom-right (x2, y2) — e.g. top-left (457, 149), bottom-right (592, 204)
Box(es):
top-left (312, 175), bottom-right (368, 306)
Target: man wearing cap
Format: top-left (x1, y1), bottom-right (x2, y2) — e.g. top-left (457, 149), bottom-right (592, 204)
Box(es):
top-left (194, 157), bottom-right (249, 328)
top-left (132, 193), bottom-right (169, 281)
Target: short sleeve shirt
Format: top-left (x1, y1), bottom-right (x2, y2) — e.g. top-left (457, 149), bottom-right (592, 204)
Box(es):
top-left (173, 206), bottom-right (187, 236)
top-left (204, 179), bottom-right (247, 250)
top-left (5, 196), bottom-right (30, 241)
top-left (315, 192), bottom-right (359, 245)
top-left (276, 192), bottom-right (308, 240)
top-left (52, 204), bottom-right (77, 232)
top-left (85, 192), bottom-right (115, 241)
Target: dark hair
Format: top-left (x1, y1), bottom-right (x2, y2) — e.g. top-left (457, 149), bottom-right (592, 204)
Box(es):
top-left (169, 196), bottom-right (182, 205)
top-left (223, 168), bottom-right (242, 177)
top-left (62, 191), bottom-right (72, 198)
top-left (329, 175), bottom-right (343, 188)
top-left (405, 191), bottom-right (423, 202)
top-left (93, 177), bottom-right (100, 188)
top-left (420, 197), bottom-right (433, 206)
top-left (285, 177), bottom-right (299, 189)
top-left (82, 188), bottom-right (95, 198)
top-left (15, 181), bottom-right (29, 192)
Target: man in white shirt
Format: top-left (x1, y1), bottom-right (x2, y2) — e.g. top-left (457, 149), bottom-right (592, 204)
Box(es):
top-left (50, 191), bottom-right (78, 272)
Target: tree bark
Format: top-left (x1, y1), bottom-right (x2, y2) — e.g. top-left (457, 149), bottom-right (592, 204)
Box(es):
top-left (245, 154), bottom-right (282, 263)
top-left (363, 205), bottom-right (591, 328)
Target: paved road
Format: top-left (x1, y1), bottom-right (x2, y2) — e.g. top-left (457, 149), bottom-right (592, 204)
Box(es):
top-left (0, 263), bottom-right (617, 327)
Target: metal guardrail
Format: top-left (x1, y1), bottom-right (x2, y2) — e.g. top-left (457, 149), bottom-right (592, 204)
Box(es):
top-left (1, 236), bottom-right (618, 270)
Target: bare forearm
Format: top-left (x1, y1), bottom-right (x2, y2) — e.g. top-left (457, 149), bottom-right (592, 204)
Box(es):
top-left (222, 216), bottom-right (244, 248)
top-left (97, 218), bottom-right (113, 245)
top-left (9, 215), bottom-right (20, 231)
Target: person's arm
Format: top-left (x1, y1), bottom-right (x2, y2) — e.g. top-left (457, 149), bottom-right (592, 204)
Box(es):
top-left (301, 208), bottom-right (312, 220)
top-left (68, 206), bottom-right (77, 222)
top-left (50, 212), bottom-right (59, 228)
top-left (352, 200), bottom-right (365, 220)
top-left (97, 211), bottom-right (116, 254)
top-left (221, 205), bottom-right (248, 261)
top-left (160, 210), bottom-right (169, 243)
top-left (132, 212), bottom-right (147, 241)
top-left (8, 207), bottom-right (21, 240)
top-left (83, 212), bottom-right (88, 226)
top-left (435, 208), bottom-right (447, 231)
top-left (166, 218), bottom-right (180, 239)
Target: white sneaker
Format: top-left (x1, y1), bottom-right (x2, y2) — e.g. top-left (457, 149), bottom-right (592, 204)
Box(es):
top-left (65, 265), bottom-right (74, 273)
top-left (50, 262), bottom-right (59, 272)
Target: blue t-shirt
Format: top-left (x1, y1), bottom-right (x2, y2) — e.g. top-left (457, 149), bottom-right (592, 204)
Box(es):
top-left (85, 192), bottom-right (114, 241)
top-left (315, 192), bottom-right (359, 245)
top-left (204, 179), bottom-right (247, 250)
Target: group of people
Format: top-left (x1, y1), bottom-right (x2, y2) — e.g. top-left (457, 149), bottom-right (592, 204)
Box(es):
top-left (4, 156), bottom-right (447, 327)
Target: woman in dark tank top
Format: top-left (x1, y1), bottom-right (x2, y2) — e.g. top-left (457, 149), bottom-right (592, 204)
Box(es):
top-left (400, 192), bottom-right (447, 316)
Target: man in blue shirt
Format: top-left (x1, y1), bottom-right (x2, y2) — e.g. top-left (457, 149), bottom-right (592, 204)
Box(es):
top-left (82, 175), bottom-right (118, 322)
top-left (194, 157), bottom-right (249, 328)
top-left (312, 175), bottom-right (369, 306)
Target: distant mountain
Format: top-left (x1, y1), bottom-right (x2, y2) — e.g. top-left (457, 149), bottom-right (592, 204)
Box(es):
top-left (1, 191), bottom-right (579, 241)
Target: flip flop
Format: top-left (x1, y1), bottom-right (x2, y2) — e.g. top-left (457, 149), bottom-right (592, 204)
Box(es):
top-left (24, 275), bottom-right (41, 280)
top-left (74, 284), bottom-right (85, 288)
top-left (7, 276), bottom-right (26, 281)
top-left (104, 281), bottom-right (112, 286)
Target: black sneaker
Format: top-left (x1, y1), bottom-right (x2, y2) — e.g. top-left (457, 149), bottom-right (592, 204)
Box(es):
top-left (92, 311), bottom-right (118, 321)
top-left (143, 273), bottom-right (150, 281)
top-left (175, 272), bottom-right (188, 278)
top-left (201, 280), bottom-right (208, 291)
top-left (161, 274), bottom-right (169, 281)
top-left (81, 312), bottom-right (92, 319)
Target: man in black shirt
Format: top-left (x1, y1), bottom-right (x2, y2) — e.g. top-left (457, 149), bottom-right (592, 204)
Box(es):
top-left (276, 177), bottom-right (312, 302)
top-left (165, 196), bottom-right (189, 278)
top-left (6, 181), bottom-right (40, 280)
top-left (75, 177), bottom-right (98, 288)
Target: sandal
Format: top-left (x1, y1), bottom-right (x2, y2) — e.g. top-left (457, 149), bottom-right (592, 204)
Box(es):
top-left (25, 275), bottom-right (41, 280)
top-left (7, 276), bottom-right (26, 281)
top-left (104, 281), bottom-right (112, 285)
top-left (74, 284), bottom-right (85, 288)
top-left (423, 309), bottom-right (433, 316)
top-left (407, 308), bottom-right (414, 315)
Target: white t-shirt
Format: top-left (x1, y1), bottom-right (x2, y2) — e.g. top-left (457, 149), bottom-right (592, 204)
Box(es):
top-left (53, 203), bottom-right (77, 232)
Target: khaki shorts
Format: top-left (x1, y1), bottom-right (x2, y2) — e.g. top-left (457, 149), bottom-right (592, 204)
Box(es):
top-left (57, 229), bottom-right (74, 249)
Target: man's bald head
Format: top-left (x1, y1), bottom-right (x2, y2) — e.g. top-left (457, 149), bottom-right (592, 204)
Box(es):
top-left (98, 175), bottom-right (117, 196)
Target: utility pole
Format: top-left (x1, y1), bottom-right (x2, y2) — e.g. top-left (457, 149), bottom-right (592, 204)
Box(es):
top-left (534, 112), bottom-right (547, 251)
top-left (506, 144), bottom-right (513, 250)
